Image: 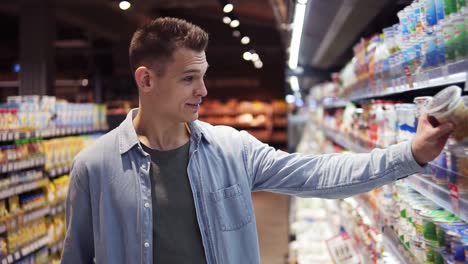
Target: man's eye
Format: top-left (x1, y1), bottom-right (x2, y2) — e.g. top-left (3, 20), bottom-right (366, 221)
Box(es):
top-left (183, 76), bottom-right (194, 82)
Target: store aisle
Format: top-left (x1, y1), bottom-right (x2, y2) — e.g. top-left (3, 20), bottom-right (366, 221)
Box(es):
top-left (252, 192), bottom-right (290, 264)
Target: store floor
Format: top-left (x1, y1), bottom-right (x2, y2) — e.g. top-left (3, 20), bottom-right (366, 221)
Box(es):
top-left (252, 192), bottom-right (290, 264)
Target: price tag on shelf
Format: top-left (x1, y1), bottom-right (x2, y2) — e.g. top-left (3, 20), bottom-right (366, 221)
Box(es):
top-left (442, 65), bottom-right (449, 77)
top-left (13, 252), bottom-right (19, 260)
top-left (449, 184), bottom-right (460, 215)
top-left (326, 232), bottom-right (361, 264)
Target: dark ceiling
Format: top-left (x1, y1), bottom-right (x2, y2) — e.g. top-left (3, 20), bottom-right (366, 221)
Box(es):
top-left (0, 0), bottom-right (413, 100)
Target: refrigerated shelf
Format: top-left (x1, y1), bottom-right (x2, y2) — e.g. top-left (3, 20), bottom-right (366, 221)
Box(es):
top-left (348, 59), bottom-right (467, 102)
top-left (405, 174), bottom-right (468, 222)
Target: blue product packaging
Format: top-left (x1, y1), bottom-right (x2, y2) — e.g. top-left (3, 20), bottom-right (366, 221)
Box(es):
top-left (435, 0), bottom-right (446, 21)
top-left (426, 0), bottom-right (438, 26)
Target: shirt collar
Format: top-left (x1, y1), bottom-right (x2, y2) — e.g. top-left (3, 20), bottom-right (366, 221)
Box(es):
top-left (118, 108), bottom-right (211, 155)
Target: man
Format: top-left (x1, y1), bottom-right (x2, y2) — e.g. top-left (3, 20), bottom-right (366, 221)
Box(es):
top-left (60, 17), bottom-right (454, 264)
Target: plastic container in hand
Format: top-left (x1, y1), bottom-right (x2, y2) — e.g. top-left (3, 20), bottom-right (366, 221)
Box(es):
top-left (425, 86), bottom-right (467, 141)
top-left (414, 96), bottom-right (433, 117)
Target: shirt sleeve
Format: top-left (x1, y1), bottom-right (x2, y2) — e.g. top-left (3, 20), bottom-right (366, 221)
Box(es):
top-left (60, 159), bottom-right (95, 264)
top-left (241, 131), bottom-right (424, 199)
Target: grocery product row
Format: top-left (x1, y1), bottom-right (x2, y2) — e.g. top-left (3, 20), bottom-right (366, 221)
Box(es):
top-left (308, 0), bottom-right (467, 107)
top-left (295, 120), bottom-right (468, 264)
top-left (0, 172), bottom-right (68, 264)
top-left (0, 95), bottom-right (107, 143)
top-left (313, 85), bottom-right (468, 199)
top-left (293, 132), bottom-right (413, 264)
top-left (0, 96), bottom-right (107, 263)
top-left (0, 135), bottom-right (100, 263)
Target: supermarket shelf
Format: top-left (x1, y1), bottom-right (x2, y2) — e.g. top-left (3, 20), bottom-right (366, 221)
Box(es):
top-left (0, 125), bottom-right (109, 143)
top-left (49, 202), bottom-right (66, 216)
top-left (49, 238), bottom-right (64, 255)
top-left (349, 59), bottom-right (467, 102)
top-left (0, 178), bottom-right (49, 200)
top-left (382, 227), bottom-right (417, 264)
top-left (0, 236), bottom-right (49, 264)
top-left (405, 174), bottom-right (468, 222)
top-left (321, 126), bottom-right (369, 153)
top-left (349, 198), bottom-right (418, 264)
top-left (0, 156), bottom-right (46, 174)
top-left (0, 206), bottom-right (50, 235)
top-left (46, 165), bottom-right (71, 178)
top-left (322, 99), bottom-right (350, 109)
top-left (322, 126), bottom-right (468, 222)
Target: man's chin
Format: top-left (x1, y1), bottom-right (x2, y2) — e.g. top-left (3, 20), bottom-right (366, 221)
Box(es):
top-left (185, 113), bottom-right (199, 122)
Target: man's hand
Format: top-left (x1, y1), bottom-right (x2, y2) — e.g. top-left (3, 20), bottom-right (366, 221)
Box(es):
top-left (411, 113), bottom-right (455, 165)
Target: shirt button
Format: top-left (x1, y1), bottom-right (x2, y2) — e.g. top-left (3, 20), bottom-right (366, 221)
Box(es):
top-left (144, 242), bottom-right (150, 248)
top-left (141, 164), bottom-right (147, 170)
top-left (144, 202), bottom-right (150, 208)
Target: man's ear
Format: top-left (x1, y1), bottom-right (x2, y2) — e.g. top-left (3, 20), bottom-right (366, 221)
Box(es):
top-left (134, 66), bottom-right (153, 93)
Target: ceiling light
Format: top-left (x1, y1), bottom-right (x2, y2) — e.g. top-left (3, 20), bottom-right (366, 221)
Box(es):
top-left (288, 2), bottom-right (307, 69)
top-left (119, 1), bottom-right (131, 10)
top-left (254, 60), bottom-right (263, 69)
top-left (243, 51), bottom-right (252, 61)
top-left (223, 16), bottom-right (232, 24)
top-left (223, 3), bottom-right (234, 13)
top-left (232, 30), bottom-right (241, 37)
top-left (289, 76), bottom-right (300, 92)
top-left (251, 53), bottom-right (259, 61)
top-left (285, 94), bottom-right (295, 104)
top-left (241, 36), bottom-right (250, 45)
top-left (230, 20), bottom-right (240, 28)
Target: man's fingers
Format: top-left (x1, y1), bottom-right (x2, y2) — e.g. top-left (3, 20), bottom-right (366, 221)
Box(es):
top-left (430, 122), bottom-right (455, 138)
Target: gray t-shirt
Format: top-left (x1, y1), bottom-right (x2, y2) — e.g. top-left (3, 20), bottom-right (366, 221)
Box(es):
top-left (141, 141), bottom-right (206, 264)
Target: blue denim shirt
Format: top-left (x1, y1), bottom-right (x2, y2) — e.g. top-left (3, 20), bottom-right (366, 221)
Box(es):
top-left (61, 109), bottom-right (423, 264)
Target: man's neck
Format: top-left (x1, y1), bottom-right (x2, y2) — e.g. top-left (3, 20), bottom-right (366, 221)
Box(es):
top-left (133, 108), bottom-right (190, 151)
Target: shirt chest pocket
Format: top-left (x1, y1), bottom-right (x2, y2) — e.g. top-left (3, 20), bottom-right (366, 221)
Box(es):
top-left (211, 183), bottom-right (252, 232)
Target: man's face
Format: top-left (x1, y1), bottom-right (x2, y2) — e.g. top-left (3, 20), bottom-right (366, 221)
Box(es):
top-left (149, 47), bottom-right (208, 123)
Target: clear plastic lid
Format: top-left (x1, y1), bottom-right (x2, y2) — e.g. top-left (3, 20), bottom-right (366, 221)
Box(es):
top-left (413, 96), bottom-right (433, 104)
top-left (425, 85), bottom-right (462, 115)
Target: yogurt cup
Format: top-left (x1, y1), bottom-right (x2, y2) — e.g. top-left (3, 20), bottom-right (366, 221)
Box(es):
top-left (449, 141), bottom-right (468, 194)
top-left (425, 86), bottom-right (467, 141)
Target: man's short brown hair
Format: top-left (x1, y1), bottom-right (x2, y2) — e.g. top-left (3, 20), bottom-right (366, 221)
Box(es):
top-left (129, 17), bottom-right (209, 76)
